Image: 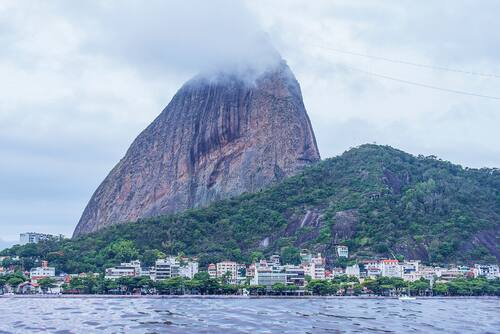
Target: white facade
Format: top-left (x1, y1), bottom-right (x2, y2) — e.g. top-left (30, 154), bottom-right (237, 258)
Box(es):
top-left (401, 260), bottom-right (420, 281)
top-left (251, 269), bottom-right (287, 287)
top-left (155, 257), bottom-right (180, 280)
top-left (105, 260), bottom-right (142, 280)
top-left (179, 261), bottom-right (199, 279)
top-left (20, 232), bottom-right (61, 245)
top-left (30, 261), bottom-right (56, 279)
top-left (345, 264), bottom-right (360, 278)
top-left (380, 260), bottom-right (401, 278)
top-left (336, 246), bottom-right (349, 258)
top-left (473, 264), bottom-right (499, 279)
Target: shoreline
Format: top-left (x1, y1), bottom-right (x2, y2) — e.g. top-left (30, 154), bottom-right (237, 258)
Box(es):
top-left (1, 294), bottom-right (498, 300)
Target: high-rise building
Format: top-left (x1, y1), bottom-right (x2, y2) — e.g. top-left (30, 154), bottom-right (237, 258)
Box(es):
top-left (19, 232), bottom-right (63, 245)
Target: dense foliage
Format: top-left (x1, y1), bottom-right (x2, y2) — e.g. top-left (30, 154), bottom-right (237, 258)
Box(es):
top-left (2, 145), bottom-right (499, 273)
top-left (2, 272), bottom-right (498, 297)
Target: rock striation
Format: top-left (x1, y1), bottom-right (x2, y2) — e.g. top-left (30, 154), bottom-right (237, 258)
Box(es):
top-left (73, 61), bottom-right (320, 237)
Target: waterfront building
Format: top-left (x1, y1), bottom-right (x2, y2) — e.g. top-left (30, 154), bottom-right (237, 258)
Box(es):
top-left (336, 245), bottom-right (349, 258)
top-left (380, 259), bottom-right (401, 278)
top-left (363, 260), bottom-right (382, 278)
top-left (251, 268), bottom-right (287, 287)
top-left (216, 261), bottom-right (239, 283)
top-left (208, 263), bottom-right (217, 279)
top-left (284, 265), bottom-right (306, 287)
top-left (155, 257), bottom-right (180, 280)
top-left (104, 260), bottom-right (142, 280)
top-left (17, 282), bottom-right (41, 294)
top-left (30, 260), bottom-right (56, 281)
top-left (179, 260), bottom-right (199, 279)
top-left (435, 267), bottom-right (463, 282)
top-left (473, 264), bottom-right (499, 279)
top-left (401, 260), bottom-right (420, 281)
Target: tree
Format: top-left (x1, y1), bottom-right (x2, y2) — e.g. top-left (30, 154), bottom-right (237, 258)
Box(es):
top-left (271, 283), bottom-right (287, 295)
top-left (38, 277), bottom-right (57, 293)
top-left (280, 247), bottom-right (301, 265)
top-left (433, 283), bottom-right (449, 296)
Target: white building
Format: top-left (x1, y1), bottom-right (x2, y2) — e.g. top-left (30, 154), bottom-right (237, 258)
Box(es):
top-left (251, 269), bottom-right (287, 287)
top-left (30, 260), bottom-right (56, 280)
top-left (179, 261), bottom-right (199, 279)
top-left (105, 260), bottom-right (142, 280)
top-left (284, 265), bottom-right (306, 287)
top-left (20, 232), bottom-right (63, 245)
top-left (473, 264), bottom-right (499, 279)
top-left (380, 260), bottom-right (401, 278)
top-left (155, 257), bottom-right (180, 280)
top-left (363, 260), bottom-right (382, 278)
top-left (401, 260), bottom-right (420, 281)
top-left (336, 245), bottom-right (349, 258)
top-left (345, 264), bottom-right (360, 278)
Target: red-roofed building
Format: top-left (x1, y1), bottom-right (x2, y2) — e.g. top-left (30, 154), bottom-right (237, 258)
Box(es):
top-left (17, 282), bottom-right (40, 294)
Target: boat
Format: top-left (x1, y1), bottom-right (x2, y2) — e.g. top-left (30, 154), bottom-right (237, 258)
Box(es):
top-left (399, 282), bottom-right (416, 301)
top-left (399, 295), bottom-right (416, 301)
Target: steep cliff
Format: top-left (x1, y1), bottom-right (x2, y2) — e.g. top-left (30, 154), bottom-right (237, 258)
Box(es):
top-left (73, 62), bottom-right (320, 236)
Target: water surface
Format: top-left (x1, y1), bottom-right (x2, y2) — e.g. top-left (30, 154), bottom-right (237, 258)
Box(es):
top-left (0, 297), bottom-right (498, 333)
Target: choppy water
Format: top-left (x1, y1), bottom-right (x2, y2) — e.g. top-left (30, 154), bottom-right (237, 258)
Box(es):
top-left (0, 297), bottom-right (498, 333)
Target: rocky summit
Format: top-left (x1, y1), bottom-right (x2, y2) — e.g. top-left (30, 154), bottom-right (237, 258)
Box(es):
top-left (73, 61), bottom-right (320, 236)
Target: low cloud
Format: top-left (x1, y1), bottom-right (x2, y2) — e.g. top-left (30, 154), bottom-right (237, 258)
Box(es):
top-left (0, 1), bottom-right (499, 241)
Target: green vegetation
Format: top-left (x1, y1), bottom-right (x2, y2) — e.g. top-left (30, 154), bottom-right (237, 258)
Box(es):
top-left (1, 145), bottom-right (498, 273)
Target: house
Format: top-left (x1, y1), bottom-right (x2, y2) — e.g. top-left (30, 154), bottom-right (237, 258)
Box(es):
top-left (362, 260), bottom-right (382, 278)
top-left (336, 245), bottom-right (349, 258)
top-left (17, 282), bottom-right (41, 294)
top-left (30, 260), bottom-right (56, 281)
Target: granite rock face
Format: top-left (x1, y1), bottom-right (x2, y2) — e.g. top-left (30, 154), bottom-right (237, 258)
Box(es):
top-left (73, 62), bottom-right (320, 236)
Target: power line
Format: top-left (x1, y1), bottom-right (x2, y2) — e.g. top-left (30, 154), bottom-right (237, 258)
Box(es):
top-left (311, 44), bottom-right (500, 79)
top-left (341, 64), bottom-right (500, 101)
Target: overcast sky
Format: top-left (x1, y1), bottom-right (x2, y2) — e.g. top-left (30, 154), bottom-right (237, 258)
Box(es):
top-left (1, 0), bottom-right (499, 247)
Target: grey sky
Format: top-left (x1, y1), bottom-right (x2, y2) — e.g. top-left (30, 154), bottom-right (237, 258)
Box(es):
top-left (1, 1), bottom-right (499, 246)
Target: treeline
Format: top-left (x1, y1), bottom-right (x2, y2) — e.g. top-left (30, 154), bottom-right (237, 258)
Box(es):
top-left (2, 272), bottom-right (498, 296)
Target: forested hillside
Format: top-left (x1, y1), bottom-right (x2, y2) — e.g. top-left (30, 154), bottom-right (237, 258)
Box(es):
top-left (2, 145), bottom-right (499, 273)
